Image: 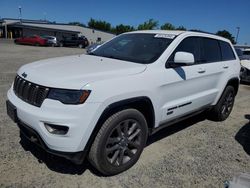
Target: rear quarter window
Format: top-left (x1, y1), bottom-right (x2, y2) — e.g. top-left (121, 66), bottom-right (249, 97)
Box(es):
top-left (219, 41), bottom-right (236, 61)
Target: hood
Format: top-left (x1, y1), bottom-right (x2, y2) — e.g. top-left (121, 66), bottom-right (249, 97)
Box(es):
top-left (17, 54), bottom-right (147, 89)
top-left (241, 60), bottom-right (250, 70)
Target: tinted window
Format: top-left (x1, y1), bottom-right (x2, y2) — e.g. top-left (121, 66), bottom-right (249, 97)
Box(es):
top-left (168, 37), bottom-right (202, 63)
top-left (91, 33), bottom-right (173, 64)
top-left (220, 41), bottom-right (235, 61)
top-left (201, 38), bottom-right (221, 63)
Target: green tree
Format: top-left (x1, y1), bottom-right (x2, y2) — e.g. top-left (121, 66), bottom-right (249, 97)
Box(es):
top-left (88, 18), bottom-right (112, 32)
top-left (138, 19), bottom-right (158, 30)
top-left (160, 23), bottom-right (175, 30)
top-left (216, 30), bottom-right (236, 44)
top-left (176, 26), bottom-right (187, 31)
top-left (68, 22), bottom-right (86, 27)
top-left (114, 24), bottom-right (135, 35)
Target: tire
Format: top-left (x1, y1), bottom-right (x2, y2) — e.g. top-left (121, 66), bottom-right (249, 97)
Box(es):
top-left (59, 43), bottom-right (63, 47)
top-left (88, 109), bottom-right (148, 175)
top-left (78, 44), bottom-right (83, 48)
top-left (208, 86), bottom-right (235, 121)
top-left (35, 43), bottom-right (40, 46)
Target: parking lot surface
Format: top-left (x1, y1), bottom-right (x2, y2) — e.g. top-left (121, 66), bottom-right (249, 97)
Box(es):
top-left (0, 40), bottom-right (250, 188)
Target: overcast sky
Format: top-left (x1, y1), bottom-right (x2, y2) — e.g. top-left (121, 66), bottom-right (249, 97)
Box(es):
top-left (0, 0), bottom-right (249, 44)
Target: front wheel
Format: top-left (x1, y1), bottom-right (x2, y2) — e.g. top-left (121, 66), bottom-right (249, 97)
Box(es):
top-left (208, 86), bottom-right (235, 121)
top-left (88, 109), bottom-right (148, 175)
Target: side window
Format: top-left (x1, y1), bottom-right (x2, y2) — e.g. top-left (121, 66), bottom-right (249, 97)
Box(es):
top-left (168, 37), bottom-right (201, 63)
top-left (201, 38), bottom-right (221, 63)
top-left (219, 41), bottom-right (236, 61)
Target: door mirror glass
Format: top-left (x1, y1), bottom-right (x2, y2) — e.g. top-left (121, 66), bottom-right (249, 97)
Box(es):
top-left (174, 52), bottom-right (195, 64)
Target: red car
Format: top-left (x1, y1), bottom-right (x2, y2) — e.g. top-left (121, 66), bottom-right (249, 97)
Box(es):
top-left (14, 35), bottom-right (48, 46)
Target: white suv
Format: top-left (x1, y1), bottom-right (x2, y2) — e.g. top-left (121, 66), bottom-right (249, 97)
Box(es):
top-left (6, 30), bottom-right (240, 175)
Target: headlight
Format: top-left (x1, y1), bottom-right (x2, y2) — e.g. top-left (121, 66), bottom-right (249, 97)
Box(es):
top-left (47, 89), bottom-right (91, 104)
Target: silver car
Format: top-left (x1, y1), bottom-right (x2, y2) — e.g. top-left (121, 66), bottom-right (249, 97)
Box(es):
top-left (42, 36), bottom-right (58, 47)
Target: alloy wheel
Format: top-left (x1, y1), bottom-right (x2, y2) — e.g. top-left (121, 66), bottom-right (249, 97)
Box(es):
top-left (105, 119), bottom-right (142, 166)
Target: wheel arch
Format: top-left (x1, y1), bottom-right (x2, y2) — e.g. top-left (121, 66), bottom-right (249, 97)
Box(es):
top-left (225, 77), bottom-right (240, 95)
top-left (84, 97), bottom-right (155, 156)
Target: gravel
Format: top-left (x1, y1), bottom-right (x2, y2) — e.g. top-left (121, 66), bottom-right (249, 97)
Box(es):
top-left (0, 39), bottom-right (250, 188)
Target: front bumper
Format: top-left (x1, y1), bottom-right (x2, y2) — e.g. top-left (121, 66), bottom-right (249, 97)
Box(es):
top-left (17, 119), bottom-right (86, 164)
top-left (7, 86), bottom-right (102, 155)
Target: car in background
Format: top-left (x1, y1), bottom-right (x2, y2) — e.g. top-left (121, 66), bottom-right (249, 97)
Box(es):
top-left (14, 35), bottom-right (47, 46)
top-left (235, 48), bottom-right (250, 83)
top-left (59, 36), bottom-right (89, 48)
top-left (86, 43), bottom-right (102, 54)
top-left (42, 36), bottom-right (58, 47)
top-left (243, 49), bottom-right (250, 59)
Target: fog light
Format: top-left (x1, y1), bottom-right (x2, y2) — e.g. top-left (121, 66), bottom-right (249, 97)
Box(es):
top-left (44, 123), bottom-right (69, 135)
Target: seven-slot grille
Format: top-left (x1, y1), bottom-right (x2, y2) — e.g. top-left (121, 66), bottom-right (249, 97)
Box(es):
top-left (13, 75), bottom-right (49, 107)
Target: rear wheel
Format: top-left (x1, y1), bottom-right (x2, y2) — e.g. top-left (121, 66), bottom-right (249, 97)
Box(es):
top-left (88, 109), bottom-right (148, 175)
top-left (208, 86), bottom-right (235, 121)
top-left (35, 42), bottom-right (40, 46)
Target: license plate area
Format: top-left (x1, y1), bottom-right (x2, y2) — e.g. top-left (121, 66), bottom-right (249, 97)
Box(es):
top-left (6, 100), bottom-right (18, 123)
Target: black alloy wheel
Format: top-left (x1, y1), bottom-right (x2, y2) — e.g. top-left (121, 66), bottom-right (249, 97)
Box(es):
top-left (88, 109), bottom-right (148, 175)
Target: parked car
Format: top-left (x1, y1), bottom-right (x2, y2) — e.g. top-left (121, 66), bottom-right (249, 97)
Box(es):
top-left (42, 35), bottom-right (58, 47)
top-left (235, 48), bottom-right (250, 60)
top-left (86, 43), bottom-right (102, 54)
top-left (240, 60), bottom-right (250, 83)
top-left (14, 35), bottom-right (48, 46)
top-left (7, 30), bottom-right (240, 175)
top-left (59, 36), bottom-right (89, 48)
top-left (234, 48), bottom-right (250, 83)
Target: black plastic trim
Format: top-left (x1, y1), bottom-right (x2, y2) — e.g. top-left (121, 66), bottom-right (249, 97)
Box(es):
top-left (17, 121), bottom-right (86, 164)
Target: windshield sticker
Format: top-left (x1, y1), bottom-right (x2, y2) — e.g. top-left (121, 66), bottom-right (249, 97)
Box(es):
top-left (154, 34), bottom-right (176, 39)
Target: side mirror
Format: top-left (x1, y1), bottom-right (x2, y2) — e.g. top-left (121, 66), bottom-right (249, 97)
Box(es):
top-left (174, 52), bottom-right (195, 64)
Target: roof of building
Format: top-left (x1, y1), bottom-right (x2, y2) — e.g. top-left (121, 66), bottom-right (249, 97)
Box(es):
top-left (0, 18), bottom-right (115, 35)
top-left (8, 23), bottom-right (80, 34)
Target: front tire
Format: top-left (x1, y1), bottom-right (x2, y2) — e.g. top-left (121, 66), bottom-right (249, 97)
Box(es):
top-left (88, 109), bottom-right (148, 175)
top-left (208, 86), bottom-right (235, 121)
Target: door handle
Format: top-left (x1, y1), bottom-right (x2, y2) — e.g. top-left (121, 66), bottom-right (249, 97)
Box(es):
top-left (223, 65), bottom-right (229, 69)
top-left (197, 68), bottom-right (206, 74)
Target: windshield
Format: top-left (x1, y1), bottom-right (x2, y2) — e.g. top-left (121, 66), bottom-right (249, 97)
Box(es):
top-left (89, 33), bottom-right (174, 64)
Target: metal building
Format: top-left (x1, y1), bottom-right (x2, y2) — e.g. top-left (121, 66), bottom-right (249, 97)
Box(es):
top-left (0, 18), bottom-right (115, 44)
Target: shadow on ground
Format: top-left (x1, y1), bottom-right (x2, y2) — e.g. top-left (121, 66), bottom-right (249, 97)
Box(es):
top-left (235, 114), bottom-right (250, 155)
top-left (240, 81), bottom-right (250, 87)
top-left (147, 112), bottom-right (207, 146)
top-left (19, 133), bottom-right (102, 176)
top-left (19, 112), bottom-right (208, 176)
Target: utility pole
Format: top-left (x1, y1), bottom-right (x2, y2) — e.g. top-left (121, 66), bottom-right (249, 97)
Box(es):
top-left (236, 27), bottom-right (240, 44)
top-left (19, 6), bottom-right (22, 23)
